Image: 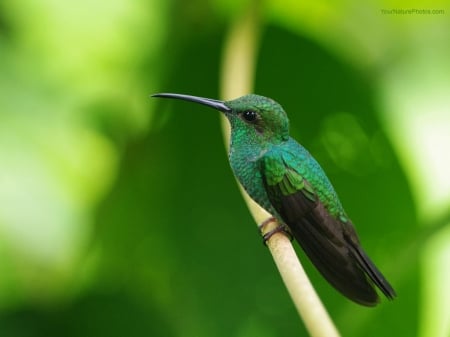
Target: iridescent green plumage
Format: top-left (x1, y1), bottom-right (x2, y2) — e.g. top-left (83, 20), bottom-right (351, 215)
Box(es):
top-left (153, 92), bottom-right (396, 306)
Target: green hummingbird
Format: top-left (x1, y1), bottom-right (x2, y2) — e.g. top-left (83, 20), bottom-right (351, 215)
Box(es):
top-left (152, 93), bottom-right (396, 306)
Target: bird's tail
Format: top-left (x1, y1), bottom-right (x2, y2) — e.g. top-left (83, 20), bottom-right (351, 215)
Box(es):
top-left (350, 244), bottom-right (396, 300)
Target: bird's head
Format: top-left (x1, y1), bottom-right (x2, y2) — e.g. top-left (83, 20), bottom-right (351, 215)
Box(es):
top-left (152, 93), bottom-right (290, 146)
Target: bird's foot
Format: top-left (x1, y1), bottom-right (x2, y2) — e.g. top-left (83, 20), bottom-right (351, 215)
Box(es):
top-left (258, 217), bottom-right (293, 245)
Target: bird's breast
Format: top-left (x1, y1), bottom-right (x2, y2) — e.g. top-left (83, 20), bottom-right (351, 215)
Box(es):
top-left (229, 148), bottom-right (275, 213)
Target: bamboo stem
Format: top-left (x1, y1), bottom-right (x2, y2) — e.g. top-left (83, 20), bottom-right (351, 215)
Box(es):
top-left (219, 3), bottom-right (340, 337)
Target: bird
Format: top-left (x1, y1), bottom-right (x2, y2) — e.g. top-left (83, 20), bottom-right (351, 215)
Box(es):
top-left (152, 92), bottom-right (396, 306)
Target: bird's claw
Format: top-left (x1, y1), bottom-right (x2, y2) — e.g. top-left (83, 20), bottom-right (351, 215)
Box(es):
top-left (258, 217), bottom-right (293, 245)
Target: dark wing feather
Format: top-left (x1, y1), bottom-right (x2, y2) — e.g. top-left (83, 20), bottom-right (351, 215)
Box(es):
top-left (262, 157), bottom-right (396, 306)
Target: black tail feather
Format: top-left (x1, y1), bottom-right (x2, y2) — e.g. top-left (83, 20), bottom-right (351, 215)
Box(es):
top-left (349, 244), bottom-right (397, 300)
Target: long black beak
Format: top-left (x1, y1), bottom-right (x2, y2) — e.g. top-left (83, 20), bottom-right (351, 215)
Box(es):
top-left (152, 93), bottom-right (231, 113)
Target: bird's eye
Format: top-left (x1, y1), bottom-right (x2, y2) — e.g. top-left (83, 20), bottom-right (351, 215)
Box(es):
top-left (242, 110), bottom-right (257, 122)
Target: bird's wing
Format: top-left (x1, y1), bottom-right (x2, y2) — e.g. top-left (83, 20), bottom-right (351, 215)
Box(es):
top-left (261, 150), bottom-right (395, 306)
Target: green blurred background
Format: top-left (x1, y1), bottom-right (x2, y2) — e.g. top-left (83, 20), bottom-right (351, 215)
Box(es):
top-left (1, 0), bottom-right (449, 336)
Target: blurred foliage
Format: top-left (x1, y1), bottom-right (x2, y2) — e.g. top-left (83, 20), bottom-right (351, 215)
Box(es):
top-left (0, 0), bottom-right (449, 336)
